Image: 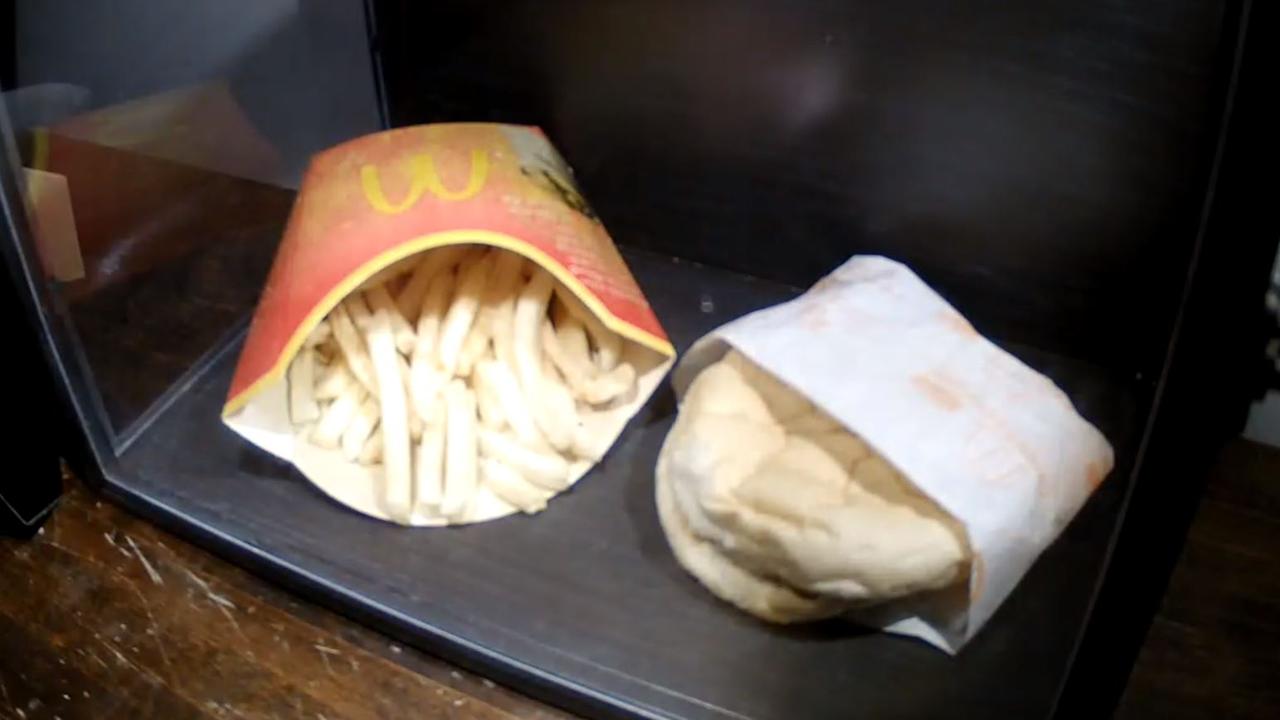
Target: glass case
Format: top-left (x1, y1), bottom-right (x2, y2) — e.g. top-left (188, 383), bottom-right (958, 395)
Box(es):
top-left (1, 2), bottom-right (1275, 718)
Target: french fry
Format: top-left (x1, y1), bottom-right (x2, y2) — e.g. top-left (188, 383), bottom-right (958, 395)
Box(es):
top-left (582, 363), bottom-right (637, 407)
top-left (479, 457), bottom-right (549, 514)
top-left (396, 245), bottom-right (466, 319)
top-left (590, 364), bottom-right (637, 406)
top-left (477, 428), bottom-right (570, 491)
top-left (590, 326), bottom-right (623, 373)
top-left (541, 318), bottom-right (636, 405)
top-left (409, 271), bottom-right (455, 419)
top-left (410, 366), bottom-right (448, 433)
top-left (358, 429), bottom-right (383, 465)
top-left (440, 379), bottom-right (478, 518)
top-left (395, 354), bottom-right (422, 440)
top-left (555, 287), bottom-right (621, 371)
top-left (455, 320), bottom-right (490, 378)
top-left (368, 308), bottom-right (413, 522)
top-left (456, 250), bottom-right (524, 374)
top-left (414, 404), bottom-right (446, 512)
top-left (365, 284), bottom-right (416, 355)
top-left (491, 282), bottom-right (520, 372)
top-left (473, 363), bottom-right (507, 430)
top-left (315, 359), bottom-right (355, 400)
top-left (344, 292), bottom-right (375, 331)
top-left (397, 353), bottom-right (413, 390)
top-left (474, 359), bottom-right (543, 448)
top-left (551, 307), bottom-right (592, 370)
top-left (312, 384), bottom-right (366, 449)
top-left (330, 304), bottom-right (377, 394)
top-left (514, 271), bottom-right (554, 394)
top-left (313, 339), bottom-right (336, 366)
top-left (438, 254), bottom-right (491, 376)
top-left (554, 309), bottom-right (635, 403)
top-left (512, 270), bottom-right (578, 450)
top-left (341, 397), bottom-right (380, 461)
top-left (477, 251), bottom-right (525, 366)
top-left (541, 317), bottom-right (592, 383)
top-left (536, 355), bottom-right (579, 452)
top-left (304, 320), bottom-right (332, 348)
top-left (412, 269), bottom-right (454, 358)
top-left (288, 347), bottom-right (321, 424)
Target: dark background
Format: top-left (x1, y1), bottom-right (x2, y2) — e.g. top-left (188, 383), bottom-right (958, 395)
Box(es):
top-left (377, 0), bottom-right (1230, 379)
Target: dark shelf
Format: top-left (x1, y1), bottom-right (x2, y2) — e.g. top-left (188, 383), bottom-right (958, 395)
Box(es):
top-left (98, 248), bottom-right (1144, 720)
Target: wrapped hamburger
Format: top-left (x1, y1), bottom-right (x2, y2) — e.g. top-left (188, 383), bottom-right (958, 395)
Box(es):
top-left (224, 123), bottom-right (674, 526)
top-left (656, 256), bottom-right (1112, 651)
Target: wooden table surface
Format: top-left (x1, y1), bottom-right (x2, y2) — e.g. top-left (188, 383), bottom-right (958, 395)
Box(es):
top-left (5, 439), bottom-right (1279, 720)
top-left (1116, 438), bottom-right (1280, 720)
top-left (0, 474), bottom-right (574, 720)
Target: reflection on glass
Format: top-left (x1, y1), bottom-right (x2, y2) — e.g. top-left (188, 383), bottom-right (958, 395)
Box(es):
top-left (4, 0), bottom-right (382, 446)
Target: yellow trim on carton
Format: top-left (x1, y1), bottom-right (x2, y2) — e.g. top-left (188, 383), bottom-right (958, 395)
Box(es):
top-left (223, 229), bottom-right (676, 417)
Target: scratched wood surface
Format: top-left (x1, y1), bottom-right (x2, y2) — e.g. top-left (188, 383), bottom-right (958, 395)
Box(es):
top-left (0, 474), bottom-right (575, 720)
top-left (5, 439), bottom-right (1279, 719)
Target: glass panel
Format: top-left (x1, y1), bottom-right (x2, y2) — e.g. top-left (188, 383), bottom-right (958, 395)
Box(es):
top-left (5, 0), bottom-right (381, 444)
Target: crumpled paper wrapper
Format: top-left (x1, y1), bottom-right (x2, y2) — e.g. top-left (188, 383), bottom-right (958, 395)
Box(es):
top-left (223, 123), bottom-right (674, 526)
top-left (671, 256), bottom-right (1113, 651)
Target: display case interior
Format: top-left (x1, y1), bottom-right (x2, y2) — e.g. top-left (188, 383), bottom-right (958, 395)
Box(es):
top-left (2, 1), bottom-right (1274, 718)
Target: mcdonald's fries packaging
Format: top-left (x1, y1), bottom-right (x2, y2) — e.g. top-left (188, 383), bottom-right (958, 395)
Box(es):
top-left (223, 124), bottom-right (675, 526)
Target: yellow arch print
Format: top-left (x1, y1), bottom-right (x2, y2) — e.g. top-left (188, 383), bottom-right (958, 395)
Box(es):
top-left (360, 149), bottom-right (490, 213)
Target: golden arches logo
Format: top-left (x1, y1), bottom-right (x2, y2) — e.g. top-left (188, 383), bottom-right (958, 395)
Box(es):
top-left (360, 149), bottom-right (489, 213)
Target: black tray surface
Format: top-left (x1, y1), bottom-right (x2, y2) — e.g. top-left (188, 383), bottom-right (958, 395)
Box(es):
top-left (106, 249), bottom-right (1144, 720)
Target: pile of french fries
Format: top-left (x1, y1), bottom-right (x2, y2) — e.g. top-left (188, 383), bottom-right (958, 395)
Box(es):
top-left (286, 245), bottom-right (638, 522)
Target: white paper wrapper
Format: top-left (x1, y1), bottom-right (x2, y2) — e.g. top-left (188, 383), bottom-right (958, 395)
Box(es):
top-left (671, 256), bottom-right (1114, 651)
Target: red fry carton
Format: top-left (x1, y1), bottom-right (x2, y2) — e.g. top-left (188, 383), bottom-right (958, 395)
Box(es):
top-left (223, 123), bottom-right (674, 525)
